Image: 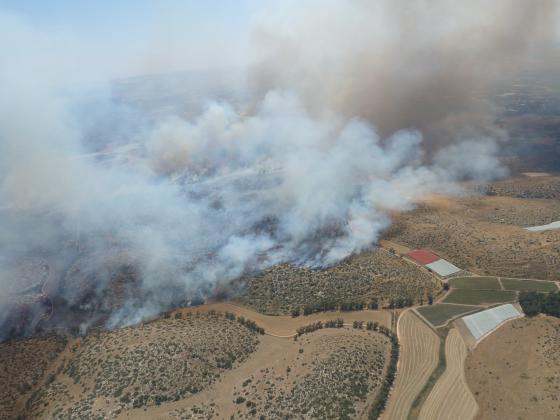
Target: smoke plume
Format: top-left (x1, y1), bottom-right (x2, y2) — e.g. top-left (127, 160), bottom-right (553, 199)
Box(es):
top-left (0, 1), bottom-right (557, 337)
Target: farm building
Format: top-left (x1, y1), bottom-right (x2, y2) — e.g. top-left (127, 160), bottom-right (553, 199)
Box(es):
top-left (407, 249), bottom-right (440, 265)
top-left (461, 303), bottom-right (522, 341)
top-left (425, 259), bottom-right (461, 277)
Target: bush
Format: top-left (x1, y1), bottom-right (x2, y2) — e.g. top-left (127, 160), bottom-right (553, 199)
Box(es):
top-left (519, 291), bottom-right (560, 317)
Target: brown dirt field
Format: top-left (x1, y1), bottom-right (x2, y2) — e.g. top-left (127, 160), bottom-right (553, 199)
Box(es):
top-left (465, 316), bottom-right (560, 420)
top-left (180, 302), bottom-right (392, 336)
top-left (387, 194), bottom-right (560, 280)
top-left (419, 329), bottom-right (478, 420)
top-left (381, 310), bottom-right (440, 420)
top-left (123, 327), bottom-right (391, 419)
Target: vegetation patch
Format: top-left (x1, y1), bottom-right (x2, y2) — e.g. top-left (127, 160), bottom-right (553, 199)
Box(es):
top-left (0, 334), bottom-right (67, 420)
top-left (443, 289), bottom-right (517, 305)
top-left (23, 313), bottom-right (259, 418)
top-left (368, 328), bottom-right (399, 420)
top-left (501, 278), bottom-right (559, 292)
top-left (239, 249), bottom-right (441, 315)
top-left (519, 291), bottom-right (560, 317)
top-left (417, 304), bottom-right (478, 327)
top-left (448, 276), bottom-right (501, 290)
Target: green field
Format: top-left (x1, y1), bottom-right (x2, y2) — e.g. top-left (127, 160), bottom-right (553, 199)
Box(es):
top-left (448, 276), bottom-right (501, 290)
top-left (442, 289), bottom-right (517, 305)
top-left (501, 278), bottom-right (559, 292)
top-left (416, 304), bottom-right (478, 327)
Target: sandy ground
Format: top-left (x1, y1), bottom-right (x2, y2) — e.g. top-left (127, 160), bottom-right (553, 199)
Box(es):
top-left (381, 310), bottom-right (440, 420)
top-left (465, 315), bottom-right (560, 420)
top-left (419, 329), bottom-right (478, 420)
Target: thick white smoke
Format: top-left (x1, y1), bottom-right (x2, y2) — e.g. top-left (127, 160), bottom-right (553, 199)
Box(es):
top-left (0, 1), bottom-right (556, 335)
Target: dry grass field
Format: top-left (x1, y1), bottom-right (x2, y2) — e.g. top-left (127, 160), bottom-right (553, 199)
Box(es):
top-left (239, 249), bottom-right (441, 315)
top-left (0, 304), bottom-right (394, 419)
top-left (484, 176), bottom-right (560, 200)
top-left (381, 310), bottom-right (439, 420)
top-left (387, 190), bottom-right (560, 280)
top-left (0, 334), bottom-right (67, 420)
top-left (419, 329), bottom-right (478, 420)
top-left (18, 314), bottom-right (260, 419)
top-left (124, 327), bottom-right (392, 420)
top-left (465, 316), bottom-right (560, 420)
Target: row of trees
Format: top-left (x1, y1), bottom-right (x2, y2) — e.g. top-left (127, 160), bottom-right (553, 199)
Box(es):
top-left (291, 299), bottom-right (381, 317)
top-left (369, 328), bottom-right (399, 419)
top-left (296, 318), bottom-right (344, 336)
top-left (519, 291), bottom-right (560, 317)
top-left (224, 311), bottom-right (265, 334)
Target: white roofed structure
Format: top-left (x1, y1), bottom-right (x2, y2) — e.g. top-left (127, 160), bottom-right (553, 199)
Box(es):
top-left (425, 259), bottom-right (461, 277)
top-left (462, 304), bottom-right (522, 341)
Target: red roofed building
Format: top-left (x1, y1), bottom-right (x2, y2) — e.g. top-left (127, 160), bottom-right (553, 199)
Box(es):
top-left (407, 249), bottom-right (440, 265)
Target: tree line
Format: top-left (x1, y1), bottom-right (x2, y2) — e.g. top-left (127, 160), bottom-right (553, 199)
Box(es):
top-left (295, 318), bottom-right (344, 336)
top-left (519, 291), bottom-right (560, 317)
top-left (291, 299), bottom-right (384, 317)
top-left (224, 311), bottom-right (265, 334)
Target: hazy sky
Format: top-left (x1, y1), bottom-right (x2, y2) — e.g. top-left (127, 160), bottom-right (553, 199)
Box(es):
top-left (0, 0), bottom-right (264, 78)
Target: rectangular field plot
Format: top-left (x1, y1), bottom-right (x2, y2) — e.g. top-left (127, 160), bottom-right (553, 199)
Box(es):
top-left (417, 304), bottom-right (479, 327)
top-left (448, 277), bottom-right (501, 290)
top-left (443, 289), bottom-right (517, 305)
top-left (461, 303), bottom-right (521, 340)
top-left (500, 278), bottom-right (559, 292)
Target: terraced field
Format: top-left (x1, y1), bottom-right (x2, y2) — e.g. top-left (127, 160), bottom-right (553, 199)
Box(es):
top-left (381, 311), bottom-right (439, 420)
top-left (419, 329), bottom-right (478, 420)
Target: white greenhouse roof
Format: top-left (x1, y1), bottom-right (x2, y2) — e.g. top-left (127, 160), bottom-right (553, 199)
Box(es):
top-left (526, 221), bottom-right (560, 232)
top-left (425, 259), bottom-right (461, 277)
top-left (462, 304), bottom-right (521, 340)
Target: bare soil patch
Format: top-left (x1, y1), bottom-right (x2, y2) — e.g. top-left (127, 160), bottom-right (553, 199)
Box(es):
top-left (465, 316), bottom-right (560, 420)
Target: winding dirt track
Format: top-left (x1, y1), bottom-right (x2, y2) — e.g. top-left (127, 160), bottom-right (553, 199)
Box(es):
top-left (180, 302), bottom-right (391, 337)
top-left (382, 310), bottom-right (439, 420)
top-left (419, 329), bottom-right (478, 420)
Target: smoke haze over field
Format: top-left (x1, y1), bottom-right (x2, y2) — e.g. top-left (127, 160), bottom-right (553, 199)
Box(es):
top-left (0, 1), bottom-right (558, 337)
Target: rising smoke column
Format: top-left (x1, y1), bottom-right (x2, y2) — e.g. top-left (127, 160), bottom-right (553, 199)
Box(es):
top-left (0, 1), bottom-right (557, 335)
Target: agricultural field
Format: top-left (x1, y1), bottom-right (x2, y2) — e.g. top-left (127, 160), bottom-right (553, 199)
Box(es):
top-left (417, 304), bottom-right (479, 327)
top-left (443, 289), bottom-right (517, 305)
top-left (382, 311), bottom-right (439, 420)
top-left (465, 316), bottom-right (560, 419)
top-left (501, 278), bottom-right (559, 292)
top-left (448, 277), bottom-right (501, 290)
top-left (239, 249), bottom-right (441, 315)
top-left (0, 334), bottom-right (68, 419)
top-left (386, 190), bottom-right (560, 281)
top-left (419, 329), bottom-right (478, 420)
